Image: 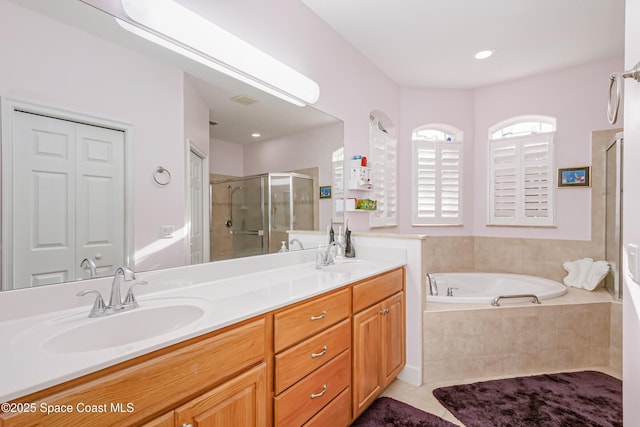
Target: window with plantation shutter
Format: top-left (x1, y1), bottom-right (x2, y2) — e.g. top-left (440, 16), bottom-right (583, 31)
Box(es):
top-left (488, 116), bottom-right (555, 226)
top-left (412, 124), bottom-right (463, 225)
top-left (369, 117), bottom-right (397, 228)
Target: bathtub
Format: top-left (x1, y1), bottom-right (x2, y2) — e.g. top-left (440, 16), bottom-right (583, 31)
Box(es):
top-left (426, 272), bottom-right (567, 304)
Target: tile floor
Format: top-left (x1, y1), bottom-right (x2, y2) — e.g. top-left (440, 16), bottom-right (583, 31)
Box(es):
top-left (382, 366), bottom-right (622, 426)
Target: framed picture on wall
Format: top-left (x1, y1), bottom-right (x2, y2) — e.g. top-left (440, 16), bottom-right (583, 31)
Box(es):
top-left (320, 185), bottom-right (332, 199)
top-left (557, 166), bottom-right (591, 188)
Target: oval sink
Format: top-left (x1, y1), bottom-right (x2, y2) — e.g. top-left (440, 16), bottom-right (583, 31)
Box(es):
top-left (43, 303), bottom-right (206, 353)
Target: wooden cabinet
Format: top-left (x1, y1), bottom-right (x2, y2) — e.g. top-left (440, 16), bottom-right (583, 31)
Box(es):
top-left (0, 317), bottom-right (268, 427)
top-left (1, 266), bottom-right (406, 427)
top-left (273, 288), bottom-right (351, 426)
top-left (352, 269), bottom-right (405, 418)
top-left (141, 412), bottom-right (174, 427)
top-left (175, 363), bottom-right (268, 427)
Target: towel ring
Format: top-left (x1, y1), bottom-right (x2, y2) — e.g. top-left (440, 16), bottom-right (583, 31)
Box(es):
top-left (153, 166), bottom-right (171, 186)
top-left (608, 60), bottom-right (640, 124)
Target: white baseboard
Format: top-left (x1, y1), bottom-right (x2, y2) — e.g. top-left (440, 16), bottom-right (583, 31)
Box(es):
top-left (397, 364), bottom-right (421, 386)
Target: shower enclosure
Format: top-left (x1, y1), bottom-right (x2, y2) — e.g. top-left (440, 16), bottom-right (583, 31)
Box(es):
top-left (605, 132), bottom-right (623, 299)
top-left (210, 173), bottom-right (314, 261)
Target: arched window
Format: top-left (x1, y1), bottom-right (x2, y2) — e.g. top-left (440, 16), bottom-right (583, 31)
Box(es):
top-left (412, 123), bottom-right (463, 225)
top-left (488, 115), bottom-right (556, 226)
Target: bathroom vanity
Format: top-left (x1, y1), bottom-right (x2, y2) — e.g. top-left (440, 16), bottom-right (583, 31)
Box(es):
top-left (0, 256), bottom-right (405, 426)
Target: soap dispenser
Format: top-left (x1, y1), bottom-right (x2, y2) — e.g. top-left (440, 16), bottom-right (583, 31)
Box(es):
top-left (278, 241), bottom-right (288, 252)
top-left (344, 221), bottom-right (355, 258)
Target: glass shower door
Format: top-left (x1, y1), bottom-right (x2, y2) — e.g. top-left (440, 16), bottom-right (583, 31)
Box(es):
top-left (210, 176), bottom-right (265, 260)
top-left (605, 134), bottom-right (623, 299)
top-left (269, 174), bottom-right (292, 252)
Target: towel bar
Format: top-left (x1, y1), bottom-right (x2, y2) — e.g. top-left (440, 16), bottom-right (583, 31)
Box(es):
top-left (492, 294), bottom-right (541, 307)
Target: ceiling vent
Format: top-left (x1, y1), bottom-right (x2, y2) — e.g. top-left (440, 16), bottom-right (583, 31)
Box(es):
top-left (231, 94), bottom-right (258, 106)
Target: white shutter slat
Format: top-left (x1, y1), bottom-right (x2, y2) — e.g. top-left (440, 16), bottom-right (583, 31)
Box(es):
top-left (412, 138), bottom-right (463, 225)
top-left (489, 133), bottom-right (554, 225)
top-left (370, 123), bottom-right (397, 227)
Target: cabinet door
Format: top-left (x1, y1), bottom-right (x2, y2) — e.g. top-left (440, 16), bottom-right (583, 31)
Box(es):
top-left (381, 292), bottom-right (405, 388)
top-left (175, 363), bottom-right (267, 427)
top-left (352, 303), bottom-right (381, 417)
top-left (142, 412), bottom-right (174, 427)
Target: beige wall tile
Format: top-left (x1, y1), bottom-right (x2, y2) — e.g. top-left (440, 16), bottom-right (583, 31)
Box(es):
top-left (421, 129), bottom-right (623, 384)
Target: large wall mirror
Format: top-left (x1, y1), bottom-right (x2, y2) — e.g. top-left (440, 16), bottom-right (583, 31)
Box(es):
top-left (0, 0), bottom-right (343, 291)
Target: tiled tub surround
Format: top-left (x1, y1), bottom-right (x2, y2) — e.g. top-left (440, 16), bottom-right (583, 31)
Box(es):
top-left (423, 288), bottom-right (619, 384)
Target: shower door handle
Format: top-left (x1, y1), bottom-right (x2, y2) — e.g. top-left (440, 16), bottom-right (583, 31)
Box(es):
top-left (229, 229), bottom-right (264, 236)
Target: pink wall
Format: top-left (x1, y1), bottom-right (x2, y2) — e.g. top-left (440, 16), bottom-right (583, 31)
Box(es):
top-left (1, 0), bottom-right (189, 271)
top-left (397, 58), bottom-right (623, 240)
top-left (474, 57), bottom-right (622, 241)
top-left (210, 138), bottom-right (244, 177)
top-left (398, 88), bottom-right (476, 234)
top-left (179, 0), bottom-right (401, 232)
top-left (183, 77), bottom-right (211, 157)
top-left (243, 122), bottom-right (343, 228)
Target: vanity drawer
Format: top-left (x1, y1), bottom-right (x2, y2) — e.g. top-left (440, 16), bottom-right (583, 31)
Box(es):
top-left (352, 268), bottom-right (404, 313)
top-left (303, 387), bottom-right (351, 427)
top-left (274, 288), bottom-right (349, 352)
top-left (275, 319), bottom-right (350, 394)
top-left (274, 349), bottom-right (350, 427)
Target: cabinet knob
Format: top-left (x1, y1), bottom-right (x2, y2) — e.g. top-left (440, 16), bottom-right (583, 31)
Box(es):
top-left (182, 424), bottom-right (193, 427)
top-left (310, 384), bottom-right (327, 399)
top-left (311, 345), bottom-right (328, 358)
top-left (310, 310), bottom-right (327, 321)
top-left (379, 308), bottom-right (389, 315)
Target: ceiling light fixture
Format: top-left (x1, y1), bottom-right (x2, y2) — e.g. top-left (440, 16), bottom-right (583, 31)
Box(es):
top-left (118, 0), bottom-right (320, 107)
top-left (251, 133), bottom-right (261, 138)
top-left (474, 49), bottom-right (495, 60)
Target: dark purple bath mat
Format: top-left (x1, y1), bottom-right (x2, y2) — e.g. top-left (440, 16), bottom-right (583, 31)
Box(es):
top-left (352, 397), bottom-right (457, 427)
top-left (433, 370), bottom-right (622, 427)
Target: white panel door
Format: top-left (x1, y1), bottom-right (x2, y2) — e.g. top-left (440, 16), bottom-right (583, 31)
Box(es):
top-left (76, 123), bottom-right (125, 279)
top-left (12, 111), bottom-right (125, 288)
top-left (189, 149), bottom-right (204, 264)
top-left (13, 112), bottom-right (76, 287)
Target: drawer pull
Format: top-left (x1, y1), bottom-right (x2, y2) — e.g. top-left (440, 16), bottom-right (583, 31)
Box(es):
top-left (311, 345), bottom-right (328, 358)
top-left (310, 384), bottom-right (327, 399)
top-left (310, 310), bottom-right (327, 321)
top-left (380, 308), bottom-right (389, 315)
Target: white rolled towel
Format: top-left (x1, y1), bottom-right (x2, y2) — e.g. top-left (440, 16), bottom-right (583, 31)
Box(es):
top-left (562, 258), bottom-right (610, 291)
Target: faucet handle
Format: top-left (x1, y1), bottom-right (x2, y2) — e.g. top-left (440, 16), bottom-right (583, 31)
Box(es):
top-left (116, 266), bottom-right (136, 281)
top-left (122, 281), bottom-right (148, 308)
top-left (77, 289), bottom-right (106, 318)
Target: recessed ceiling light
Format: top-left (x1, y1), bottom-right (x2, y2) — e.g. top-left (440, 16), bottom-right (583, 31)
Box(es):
top-left (474, 50), bottom-right (494, 60)
top-left (251, 133), bottom-right (261, 138)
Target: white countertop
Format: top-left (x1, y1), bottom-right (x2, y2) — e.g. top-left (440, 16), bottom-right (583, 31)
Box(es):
top-left (0, 252), bottom-right (405, 402)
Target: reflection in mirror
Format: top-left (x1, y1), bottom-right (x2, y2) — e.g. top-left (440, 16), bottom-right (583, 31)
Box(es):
top-left (210, 173), bottom-right (315, 261)
top-left (0, 0), bottom-right (344, 291)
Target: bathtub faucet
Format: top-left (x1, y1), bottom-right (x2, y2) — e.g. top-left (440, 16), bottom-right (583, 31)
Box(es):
top-left (427, 273), bottom-right (438, 296)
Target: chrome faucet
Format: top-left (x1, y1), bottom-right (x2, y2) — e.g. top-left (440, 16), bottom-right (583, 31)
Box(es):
top-left (427, 273), bottom-right (438, 296)
top-left (109, 267), bottom-right (136, 308)
top-left (289, 238), bottom-right (304, 250)
top-left (77, 267), bottom-right (147, 317)
top-left (80, 258), bottom-right (97, 279)
top-left (320, 241), bottom-right (344, 267)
